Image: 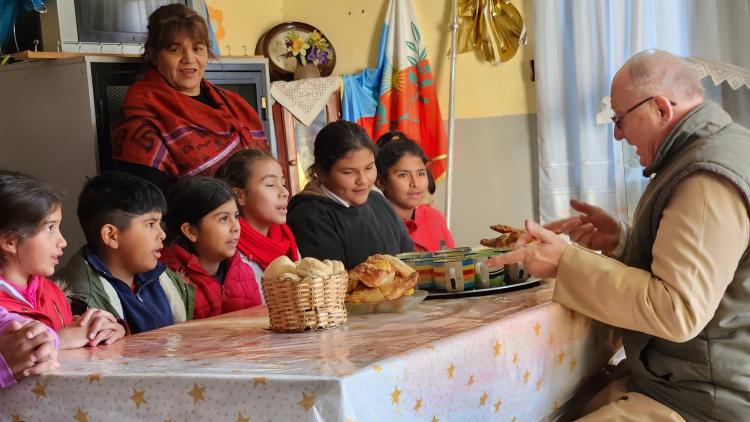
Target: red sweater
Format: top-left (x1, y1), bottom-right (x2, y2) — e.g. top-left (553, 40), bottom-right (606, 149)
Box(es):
top-left (0, 275), bottom-right (73, 331)
top-left (160, 244), bottom-right (262, 319)
top-left (404, 205), bottom-right (456, 252)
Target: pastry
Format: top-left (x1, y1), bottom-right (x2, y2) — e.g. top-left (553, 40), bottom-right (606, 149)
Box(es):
top-left (346, 287), bottom-right (386, 303)
top-left (382, 254), bottom-right (415, 277)
top-left (346, 254), bottom-right (419, 302)
top-left (263, 256), bottom-right (297, 280)
top-left (378, 270), bottom-right (418, 300)
top-left (482, 224), bottom-right (525, 248)
top-left (348, 254), bottom-right (395, 287)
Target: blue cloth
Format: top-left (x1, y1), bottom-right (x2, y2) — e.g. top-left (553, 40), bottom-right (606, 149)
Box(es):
top-left (1, 0), bottom-right (46, 45)
top-left (84, 247), bottom-right (174, 334)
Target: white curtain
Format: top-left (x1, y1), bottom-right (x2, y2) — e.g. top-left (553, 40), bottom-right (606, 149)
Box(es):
top-left (534, 0), bottom-right (692, 223)
top-left (690, 1), bottom-right (750, 129)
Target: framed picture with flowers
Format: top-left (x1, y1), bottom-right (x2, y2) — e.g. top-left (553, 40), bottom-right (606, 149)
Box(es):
top-left (255, 22), bottom-right (337, 81)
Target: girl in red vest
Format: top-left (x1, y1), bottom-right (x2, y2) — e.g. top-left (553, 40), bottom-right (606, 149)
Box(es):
top-left (160, 176), bottom-right (262, 319)
top-left (375, 133), bottom-right (455, 252)
top-left (215, 150), bottom-right (299, 301)
top-left (0, 171), bottom-right (125, 350)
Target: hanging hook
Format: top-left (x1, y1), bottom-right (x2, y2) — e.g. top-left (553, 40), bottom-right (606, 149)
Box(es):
top-left (119, 43), bottom-right (124, 54)
top-left (241, 45), bottom-right (248, 56)
top-left (225, 45), bottom-right (231, 56)
top-left (33, 39), bottom-right (39, 52)
top-left (98, 42), bottom-right (103, 54)
top-left (56, 40), bottom-right (61, 52)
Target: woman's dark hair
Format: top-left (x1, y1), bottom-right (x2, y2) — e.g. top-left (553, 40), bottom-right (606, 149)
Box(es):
top-left (375, 132), bottom-right (436, 194)
top-left (144, 3), bottom-right (217, 64)
top-left (165, 176), bottom-right (234, 243)
top-left (215, 149), bottom-right (274, 189)
top-left (307, 120), bottom-right (377, 179)
top-left (0, 170), bottom-right (61, 243)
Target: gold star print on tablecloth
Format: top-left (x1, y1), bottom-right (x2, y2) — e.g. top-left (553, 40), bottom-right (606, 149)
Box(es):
top-left (253, 377), bottom-right (267, 387)
top-left (188, 382), bottom-right (205, 405)
top-left (236, 411), bottom-right (250, 422)
top-left (467, 374), bottom-right (475, 386)
top-left (73, 407), bottom-right (88, 422)
top-left (494, 399), bottom-right (502, 413)
top-left (536, 379), bottom-right (543, 391)
top-left (431, 416), bottom-right (439, 422)
top-left (493, 340), bottom-right (502, 356)
top-left (534, 322), bottom-right (542, 336)
top-left (31, 380), bottom-right (46, 399)
top-left (446, 362), bottom-right (456, 380)
top-left (548, 333), bottom-right (556, 344)
top-left (88, 373), bottom-right (101, 383)
top-left (558, 351), bottom-right (566, 364)
top-left (523, 370), bottom-right (531, 384)
top-left (414, 399), bottom-right (422, 413)
top-left (130, 387), bottom-right (147, 409)
top-left (512, 352), bottom-right (518, 366)
top-left (298, 391), bottom-right (316, 412)
top-left (570, 358), bottom-right (578, 371)
top-left (372, 364), bottom-right (383, 373)
top-left (391, 386), bottom-right (401, 404)
top-left (479, 392), bottom-right (489, 406)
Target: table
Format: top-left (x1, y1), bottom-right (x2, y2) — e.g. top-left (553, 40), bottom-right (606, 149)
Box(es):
top-left (0, 281), bottom-right (615, 421)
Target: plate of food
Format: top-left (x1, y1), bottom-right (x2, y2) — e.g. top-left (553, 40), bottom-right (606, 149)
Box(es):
top-left (345, 254), bottom-right (425, 314)
top-left (346, 289), bottom-right (428, 314)
top-left (425, 278), bottom-right (541, 300)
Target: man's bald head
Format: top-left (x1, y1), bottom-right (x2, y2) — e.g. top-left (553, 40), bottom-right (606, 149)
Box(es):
top-left (617, 49), bottom-right (704, 103)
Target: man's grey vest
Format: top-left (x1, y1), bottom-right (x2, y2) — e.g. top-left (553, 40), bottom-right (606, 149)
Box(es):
top-left (620, 102), bottom-right (750, 421)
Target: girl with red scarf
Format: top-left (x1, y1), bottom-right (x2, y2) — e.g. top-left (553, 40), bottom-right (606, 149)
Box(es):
top-left (216, 150), bottom-right (299, 301)
top-left (160, 177), bottom-right (262, 319)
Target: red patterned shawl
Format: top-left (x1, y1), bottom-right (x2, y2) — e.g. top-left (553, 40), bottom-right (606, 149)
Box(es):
top-left (112, 66), bottom-right (268, 177)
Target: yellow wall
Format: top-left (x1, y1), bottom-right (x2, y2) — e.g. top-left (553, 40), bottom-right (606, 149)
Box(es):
top-left (206, 0), bottom-right (535, 119)
top-left (206, 0), bottom-right (282, 57)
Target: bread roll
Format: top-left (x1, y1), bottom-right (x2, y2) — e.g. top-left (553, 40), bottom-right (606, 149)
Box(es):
top-left (278, 272), bottom-right (301, 282)
top-left (324, 259), bottom-right (346, 274)
top-left (296, 257), bottom-right (333, 278)
top-left (263, 255), bottom-right (297, 280)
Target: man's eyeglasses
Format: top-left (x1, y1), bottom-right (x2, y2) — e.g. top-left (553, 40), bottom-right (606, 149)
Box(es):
top-left (611, 96), bottom-right (677, 130)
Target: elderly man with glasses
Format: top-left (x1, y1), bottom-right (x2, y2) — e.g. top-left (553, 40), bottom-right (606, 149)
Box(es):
top-left (492, 49), bottom-right (750, 421)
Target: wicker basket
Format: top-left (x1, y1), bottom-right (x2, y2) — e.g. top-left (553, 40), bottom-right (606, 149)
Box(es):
top-left (262, 272), bottom-right (348, 332)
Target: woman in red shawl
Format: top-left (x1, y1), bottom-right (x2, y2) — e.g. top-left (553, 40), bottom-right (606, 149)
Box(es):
top-left (112, 4), bottom-right (268, 191)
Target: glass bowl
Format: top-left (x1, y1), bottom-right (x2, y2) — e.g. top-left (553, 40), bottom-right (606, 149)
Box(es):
top-left (345, 290), bottom-right (428, 314)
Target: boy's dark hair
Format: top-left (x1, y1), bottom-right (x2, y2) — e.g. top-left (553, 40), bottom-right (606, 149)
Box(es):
top-left (215, 148), bottom-right (274, 189)
top-left (307, 120), bottom-right (377, 179)
top-left (375, 132), bottom-right (436, 194)
top-left (165, 176), bottom-right (235, 243)
top-left (0, 170), bottom-right (61, 242)
top-left (77, 172), bottom-right (167, 251)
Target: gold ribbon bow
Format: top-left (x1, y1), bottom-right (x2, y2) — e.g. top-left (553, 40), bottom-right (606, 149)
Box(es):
top-left (457, 0), bottom-right (527, 64)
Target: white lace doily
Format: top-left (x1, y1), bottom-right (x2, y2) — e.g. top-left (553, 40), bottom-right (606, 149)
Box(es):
top-left (686, 57), bottom-right (750, 91)
top-left (270, 76), bottom-right (341, 126)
